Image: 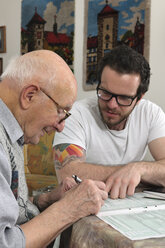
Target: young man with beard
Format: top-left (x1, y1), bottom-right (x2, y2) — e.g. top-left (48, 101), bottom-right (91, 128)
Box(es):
top-left (53, 45), bottom-right (165, 199)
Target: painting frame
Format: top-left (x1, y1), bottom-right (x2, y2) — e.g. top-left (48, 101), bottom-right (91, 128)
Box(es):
top-left (83, 0), bottom-right (151, 91)
top-left (0, 58), bottom-right (2, 75)
top-left (0, 26), bottom-right (6, 53)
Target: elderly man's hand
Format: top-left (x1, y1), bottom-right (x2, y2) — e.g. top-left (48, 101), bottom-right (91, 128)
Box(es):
top-left (49, 177), bottom-right (77, 203)
top-left (34, 177), bottom-right (77, 211)
top-left (60, 179), bottom-right (108, 218)
top-left (105, 163), bottom-right (142, 199)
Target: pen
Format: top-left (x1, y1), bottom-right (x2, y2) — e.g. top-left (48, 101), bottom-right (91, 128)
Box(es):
top-left (72, 174), bottom-right (82, 184)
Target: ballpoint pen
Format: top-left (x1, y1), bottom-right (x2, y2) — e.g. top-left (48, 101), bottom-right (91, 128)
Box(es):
top-left (72, 174), bottom-right (82, 184)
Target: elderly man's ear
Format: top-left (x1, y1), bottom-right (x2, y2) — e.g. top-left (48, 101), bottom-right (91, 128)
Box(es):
top-left (20, 85), bottom-right (40, 109)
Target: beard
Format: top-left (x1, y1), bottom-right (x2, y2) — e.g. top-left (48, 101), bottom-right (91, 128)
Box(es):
top-left (98, 101), bottom-right (136, 131)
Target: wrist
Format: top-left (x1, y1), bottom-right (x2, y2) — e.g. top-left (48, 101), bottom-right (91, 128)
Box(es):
top-left (33, 193), bottom-right (49, 212)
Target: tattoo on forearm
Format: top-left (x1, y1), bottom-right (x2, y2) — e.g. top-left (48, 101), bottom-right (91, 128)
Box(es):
top-left (53, 144), bottom-right (85, 170)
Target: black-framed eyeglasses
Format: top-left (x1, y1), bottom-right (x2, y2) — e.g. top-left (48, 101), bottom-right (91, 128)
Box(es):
top-left (97, 87), bottom-right (138, 106)
top-left (40, 88), bottom-right (71, 123)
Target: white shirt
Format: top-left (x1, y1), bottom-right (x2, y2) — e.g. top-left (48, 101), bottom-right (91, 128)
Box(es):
top-left (54, 97), bottom-right (165, 165)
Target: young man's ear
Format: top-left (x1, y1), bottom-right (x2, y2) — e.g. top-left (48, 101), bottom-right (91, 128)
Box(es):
top-left (20, 85), bottom-right (40, 109)
top-left (136, 93), bottom-right (145, 104)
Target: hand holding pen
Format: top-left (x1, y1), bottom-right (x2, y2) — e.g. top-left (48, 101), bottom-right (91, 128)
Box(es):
top-left (58, 175), bottom-right (108, 220)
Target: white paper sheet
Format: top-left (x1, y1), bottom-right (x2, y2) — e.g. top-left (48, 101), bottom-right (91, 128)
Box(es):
top-left (97, 192), bottom-right (165, 240)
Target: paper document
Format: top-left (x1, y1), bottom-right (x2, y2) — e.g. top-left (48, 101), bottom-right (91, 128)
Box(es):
top-left (143, 190), bottom-right (165, 200)
top-left (97, 192), bottom-right (165, 240)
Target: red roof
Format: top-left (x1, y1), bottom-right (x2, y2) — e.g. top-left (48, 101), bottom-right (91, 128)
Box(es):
top-left (98, 5), bottom-right (118, 17)
top-left (27, 12), bottom-right (46, 27)
top-left (45, 31), bottom-right (70, 45)
top-left (87, 36), bottom-right (98, 49)
top-left (21, 27), bottom-right (27, 33)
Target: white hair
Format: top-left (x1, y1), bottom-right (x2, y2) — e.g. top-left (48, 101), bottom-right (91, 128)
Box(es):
top-left (1, 51), bottom-right (57, 86)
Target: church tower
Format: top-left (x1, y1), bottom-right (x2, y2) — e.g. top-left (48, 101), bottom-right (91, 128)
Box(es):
top-left (53, 15), bottom-right (58, 35)
top-left (97, 0), bottom-right (118, 63)
top-left (26, 7), bottom-right (46, 51)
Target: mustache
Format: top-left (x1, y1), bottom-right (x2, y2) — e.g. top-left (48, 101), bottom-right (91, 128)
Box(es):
top-left (105, 107), bottom-right (119, 115)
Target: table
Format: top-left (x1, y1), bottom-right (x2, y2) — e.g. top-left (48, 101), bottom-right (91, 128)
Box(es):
top-left (68, 215), bottom-right (165, 248)
top-left (59, 185), bottom-right (165, 247)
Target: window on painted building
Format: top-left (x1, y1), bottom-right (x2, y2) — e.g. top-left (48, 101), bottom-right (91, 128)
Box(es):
top-left (37, 32), bottom-right (41, 39)
top-left (106, 24), bottom-right (109, 30)
top-left (105, 34), bottom-right (110, 41)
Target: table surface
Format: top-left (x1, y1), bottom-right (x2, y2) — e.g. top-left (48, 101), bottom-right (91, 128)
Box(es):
top-left (60, 185), bottom-right (165, 248)
top-left (68, 215), bottom-right (165, 248)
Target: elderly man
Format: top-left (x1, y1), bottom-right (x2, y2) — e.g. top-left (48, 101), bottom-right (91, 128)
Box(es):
top-left (0, 50), bottom-right (108, 248)
top-left (53, 45), bottom-right (165, 200)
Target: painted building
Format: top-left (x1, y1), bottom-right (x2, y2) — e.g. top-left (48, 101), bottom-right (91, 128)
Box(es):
top-left (86, 0), bottom-right (144, 85)
top-left (21, 8), bottom-right (73, 66)
top-left (86, 1), bottom-right (118, 84)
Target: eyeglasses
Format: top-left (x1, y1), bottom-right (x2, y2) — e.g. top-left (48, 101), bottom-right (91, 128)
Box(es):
top-left (40, 88), bottom-right (71, 123)
top-left (97, 87), bottom-right (138, 106)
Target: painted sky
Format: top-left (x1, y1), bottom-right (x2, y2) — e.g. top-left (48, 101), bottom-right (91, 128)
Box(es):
top-left (21, 0), bottom-right (74, 34)
top-left (88, 0), bottom-right (146, 40)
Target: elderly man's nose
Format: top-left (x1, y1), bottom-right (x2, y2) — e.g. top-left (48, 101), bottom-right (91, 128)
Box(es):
top-left (55, 121), bottom-right (65, 132)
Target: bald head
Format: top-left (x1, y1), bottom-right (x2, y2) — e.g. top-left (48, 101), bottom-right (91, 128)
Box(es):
top-left (26, 50), bottom-right (77, 107)
top-left (1, 49), bottom-right (77, 107)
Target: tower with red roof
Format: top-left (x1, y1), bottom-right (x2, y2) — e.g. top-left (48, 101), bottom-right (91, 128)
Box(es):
top-left (21, 8), bottom-right (73, 66)
top-left (26, 7), bottom-right (46, 51)
top-left (97, 0), bottom-right (118, 63)
top-left (86, 0), bottom-right (118, 86)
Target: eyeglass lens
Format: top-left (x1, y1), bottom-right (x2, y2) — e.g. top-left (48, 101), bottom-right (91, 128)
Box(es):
top-left (97, 88), bottom-right (136, 106)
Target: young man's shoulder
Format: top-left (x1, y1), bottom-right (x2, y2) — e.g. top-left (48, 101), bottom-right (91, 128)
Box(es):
top-left (137, 99), bottom-right (163, 112)
top-left (73, 96), bottom-right (97, 111)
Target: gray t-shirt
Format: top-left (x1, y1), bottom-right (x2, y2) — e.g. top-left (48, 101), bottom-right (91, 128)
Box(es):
top-left (0, 99), bottom-right (39, 248)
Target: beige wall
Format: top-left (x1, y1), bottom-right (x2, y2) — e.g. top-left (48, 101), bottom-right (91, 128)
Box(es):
top-left (0, 0), bottom-right (21, 70)
top-left (145, 0), bottom-right (165, 112)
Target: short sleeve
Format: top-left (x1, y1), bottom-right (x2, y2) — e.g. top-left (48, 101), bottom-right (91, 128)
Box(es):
top-left (53, 104), bottom-right (87, 150)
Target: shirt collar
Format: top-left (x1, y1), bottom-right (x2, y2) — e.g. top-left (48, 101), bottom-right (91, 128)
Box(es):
top-left (0, 99), bottom-right (24, 145)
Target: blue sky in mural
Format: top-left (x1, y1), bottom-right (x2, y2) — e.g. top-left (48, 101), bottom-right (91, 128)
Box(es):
top-left (88, 0), bottom-right (145, 40)
top-left (22, 0), bottom-right (74, 34)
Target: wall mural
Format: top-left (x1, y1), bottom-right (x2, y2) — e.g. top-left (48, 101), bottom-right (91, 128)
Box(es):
top-left (84, 0), bottom-right (150, 91)
top-left (21, 0), bottom-right (75, 70)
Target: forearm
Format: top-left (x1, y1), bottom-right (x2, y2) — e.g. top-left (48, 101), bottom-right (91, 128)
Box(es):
top-left (21, 199), bottom-right (76, 248)
top-left (22, 179), bottom-right (108, 248)
top-left (56, 160), bottom-right (119, 183)
top-left (54, 143), bottom-right (120, 183)
top-left (140, 159), bottom-right (165, 186)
